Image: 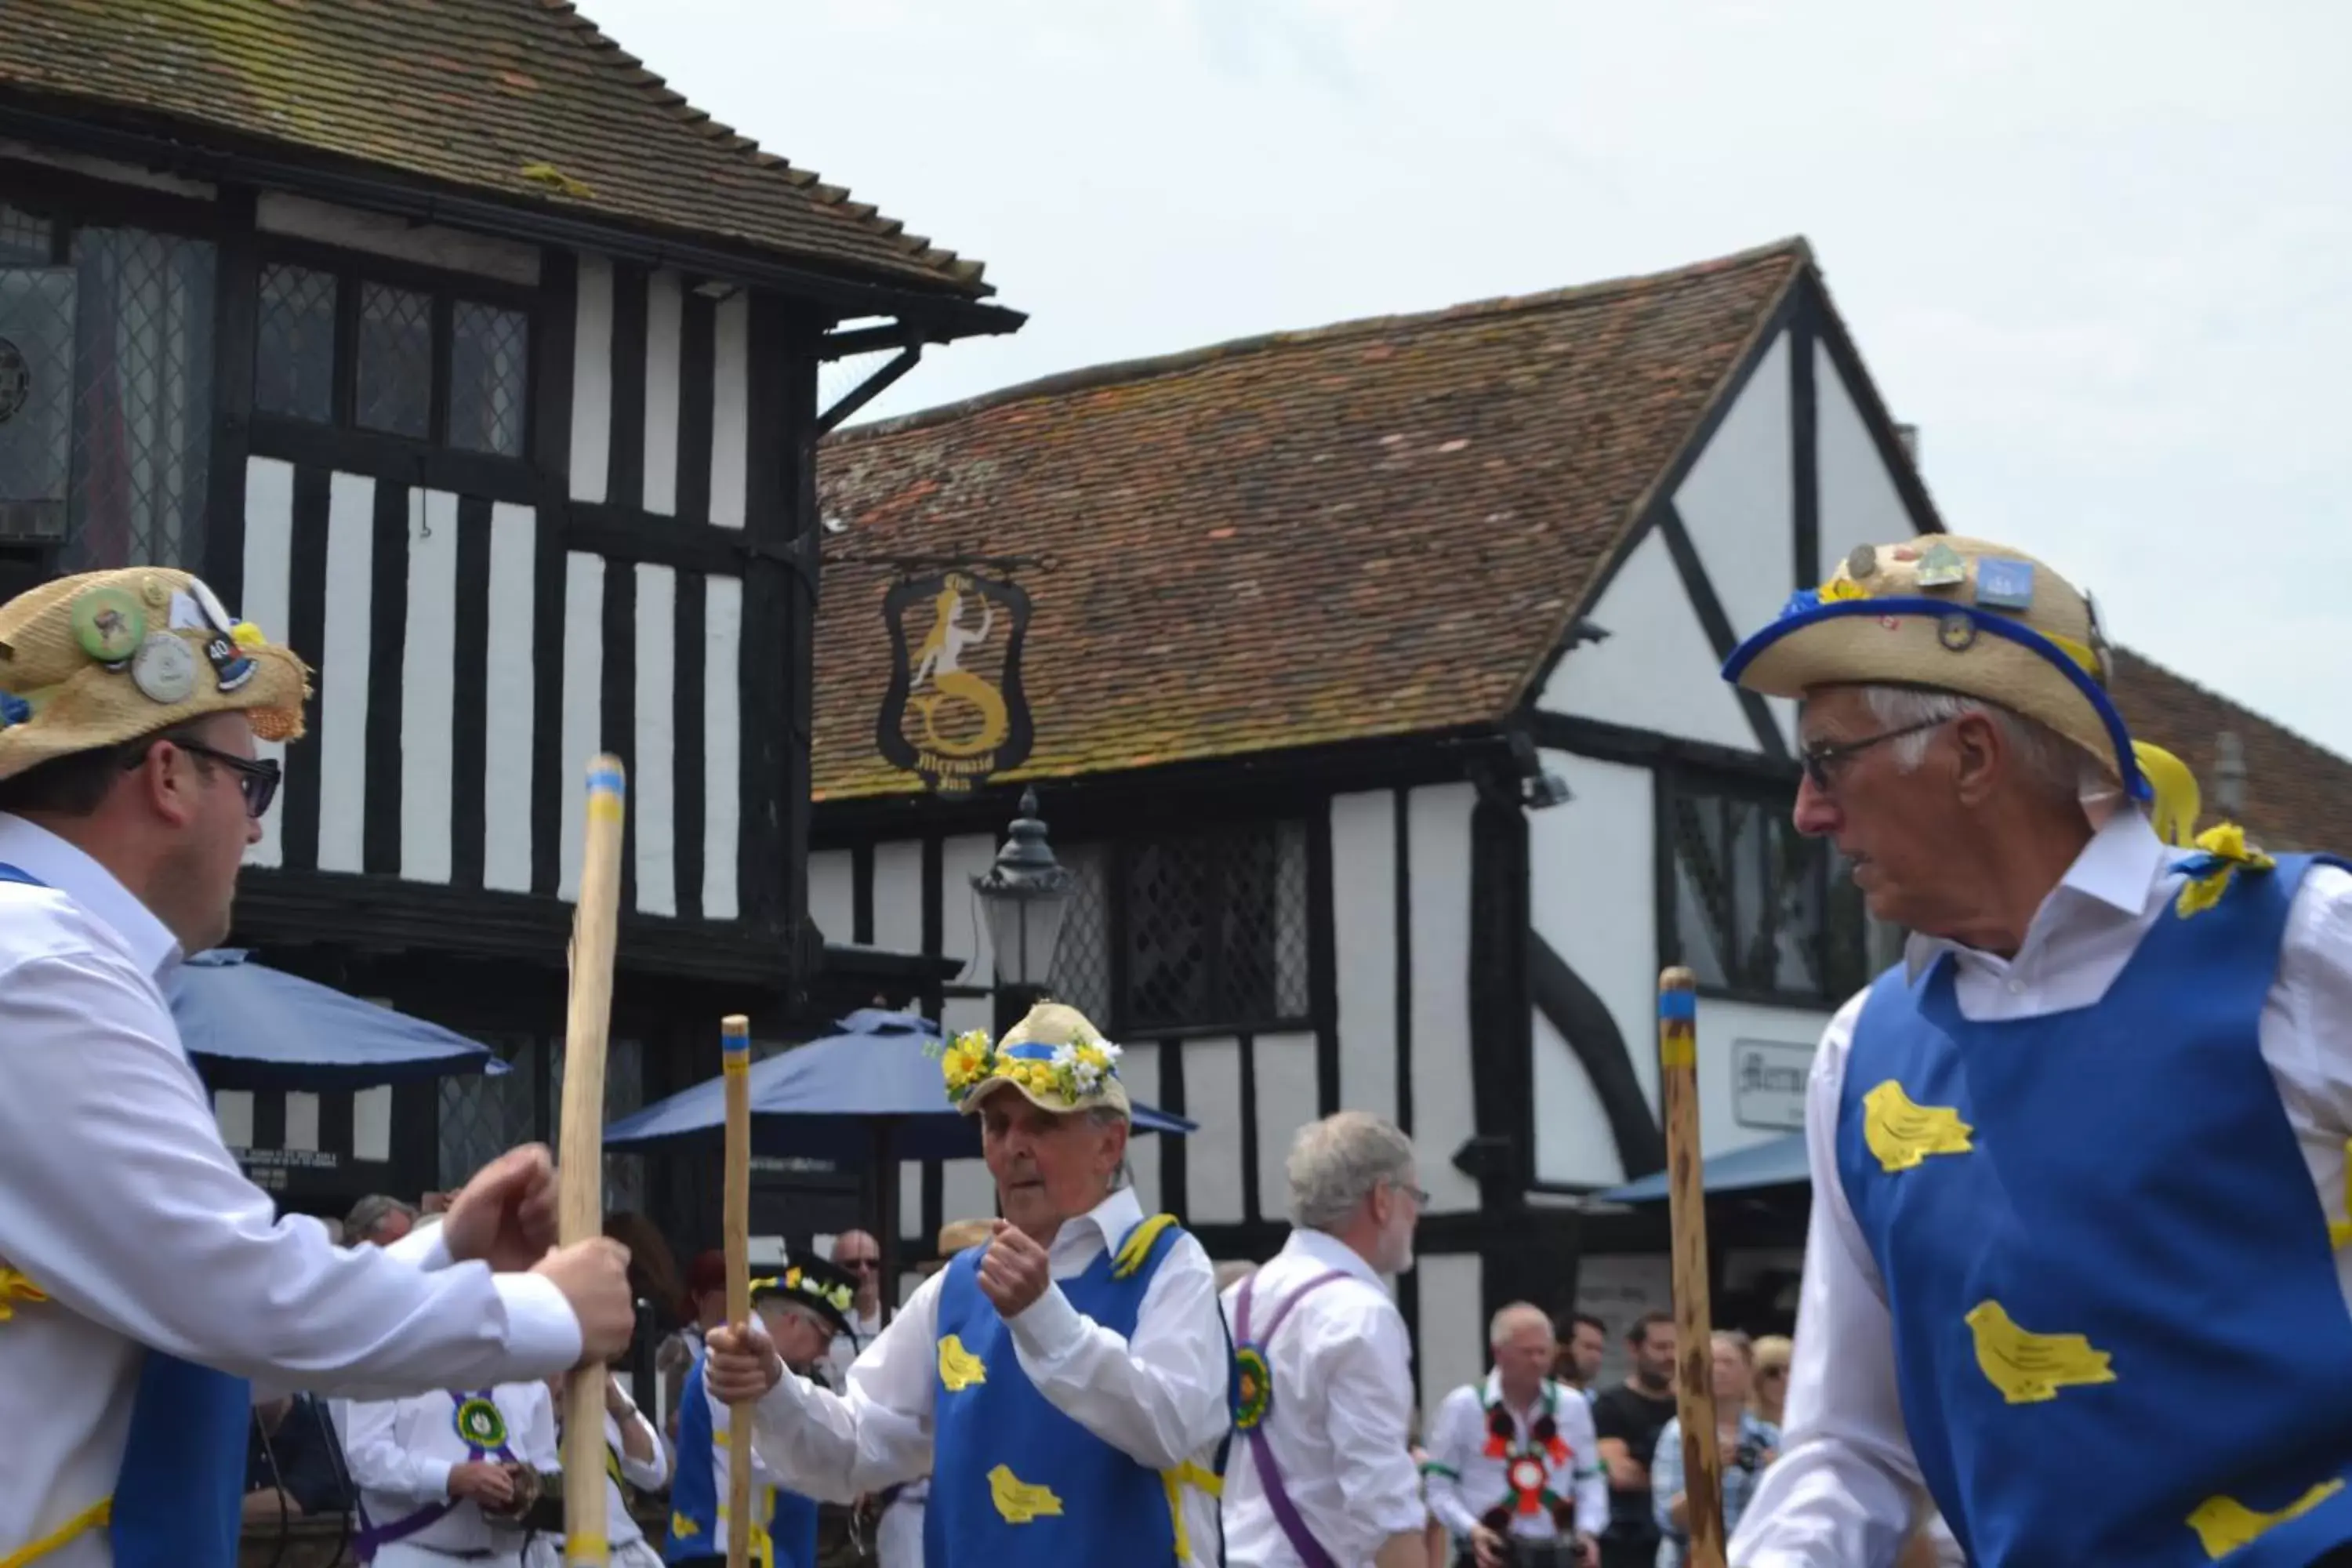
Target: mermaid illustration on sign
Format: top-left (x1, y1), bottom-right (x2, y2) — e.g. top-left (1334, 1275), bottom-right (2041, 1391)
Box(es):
top-left (907, 578), bottom-right (1008, 759)
top-left (876, 567), bottom-right (1035, 793)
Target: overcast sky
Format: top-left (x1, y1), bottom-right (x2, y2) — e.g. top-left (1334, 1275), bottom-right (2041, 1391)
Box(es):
top-left (588, 0), bottom-right (2352, 756)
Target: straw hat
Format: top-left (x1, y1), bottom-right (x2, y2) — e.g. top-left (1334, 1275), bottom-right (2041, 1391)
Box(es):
top-left (939, 1000), bottom-right (1131, 1120)
top-left (0, 568), bottom-right (309, 782)
top-left (1722, 535), bottom-right (2149, 805)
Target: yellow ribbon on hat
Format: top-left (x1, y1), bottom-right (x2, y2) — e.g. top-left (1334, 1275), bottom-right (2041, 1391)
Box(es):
top-left (2133, 742), bottom-right (2202, 848)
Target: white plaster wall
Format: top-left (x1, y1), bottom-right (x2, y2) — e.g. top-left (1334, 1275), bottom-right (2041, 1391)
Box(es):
top-left (1415, 1253), bottom-right (1486, 1423)
top-left (241, 457), bottom-right (294, 870)
top-left (1528, 753), bottom-right (1657, 1185)
top-left (1537, 530), bottom-right (1759, 752)
top-left (1408, 784), bottom-right (1479, 1214)
top-left (1676, 329), bottom-right (1798, 749)
top-left (1817, 340), bottom-right (1916, 564)
top-left (1185, 1037), bottom-right (1247, 1225)
top-left (1330, 790), bottom-right (1399, 1124)
top-left (870, 840), bottom-right (924, 959)
top-left (1253, 1031), bottom-right (1320, 1222)
top-left (806, 850), bottom-right (855, 946)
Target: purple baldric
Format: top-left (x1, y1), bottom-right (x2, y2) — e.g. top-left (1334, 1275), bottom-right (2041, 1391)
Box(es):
top-left (351, 1390), bottom-right (521, 1563)
top-left (1235, 1267), bottom-right (1356, 1568)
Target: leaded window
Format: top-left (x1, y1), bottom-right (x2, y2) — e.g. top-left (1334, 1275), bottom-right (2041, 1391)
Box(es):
top-left (1046, 820), bottom-right (1313, 1033)
top-left (1664, 775), bottom-right (1868, 1004)
top-left (252, 252), bottom-right (530, 458)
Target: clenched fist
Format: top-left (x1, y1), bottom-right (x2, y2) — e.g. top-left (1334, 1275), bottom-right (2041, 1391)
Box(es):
top-left (531, 1236), bottom-right (635, 1365)
top-left (705, 1319), bottom-right (785, 1405)
top-left (975, 1220), bottom-right (1051, 1319)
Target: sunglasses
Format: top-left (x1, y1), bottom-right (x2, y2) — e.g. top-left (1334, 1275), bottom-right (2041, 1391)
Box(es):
top-left (837, 1257), bottom-right (880, 1272)
top-left (140, 735), bottom-right (281, 818)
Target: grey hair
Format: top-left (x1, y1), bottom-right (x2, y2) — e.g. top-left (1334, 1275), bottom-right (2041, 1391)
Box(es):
top-left (343, 1194), bottom-right (419, 1243)
top-left (1287, 1111), bottom-right (1417, 1233)
top-left (1857, 685), bottom-right (2105, 802)
top-left (1489, 1301), bottom-right (1554, 1348)
top-left (1090, 1106), bottom-right (1134, 1192)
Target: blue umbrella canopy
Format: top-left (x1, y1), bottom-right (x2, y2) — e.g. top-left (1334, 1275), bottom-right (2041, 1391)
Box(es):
top-left (170, 949), bottom-right (511, 1091)
top-left (604, 1008), bottom-right (1196, 1163)
top-left (1591, 1131), bottom-right (1808, 1204)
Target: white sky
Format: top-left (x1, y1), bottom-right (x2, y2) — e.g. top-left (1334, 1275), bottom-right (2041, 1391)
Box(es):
top-left (587, 0), bottom-right (2352, 756)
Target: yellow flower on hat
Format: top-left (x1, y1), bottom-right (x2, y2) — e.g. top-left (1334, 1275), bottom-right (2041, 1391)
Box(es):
top-left (1819, 575), bottom-right (1871, 603)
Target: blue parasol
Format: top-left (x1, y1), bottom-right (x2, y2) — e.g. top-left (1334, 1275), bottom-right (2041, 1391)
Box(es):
top-left (604, 1007), bottom-right (1195, 1163)
top-left (169, 949), bottom-right (511, 1091)
top-left (1590, 1131), bottom-right (1808, 1204)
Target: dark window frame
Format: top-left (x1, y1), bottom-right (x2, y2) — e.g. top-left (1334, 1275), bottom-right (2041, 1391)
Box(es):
top-left (1049, 816), bottom-right (1317, 1038)
top-left (1655, 764), bottom-right (1871, 1008)
top-left (252, 234), bottom-right (539, 464)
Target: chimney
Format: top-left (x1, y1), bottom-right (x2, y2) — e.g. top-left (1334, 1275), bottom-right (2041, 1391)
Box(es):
top-left (2213, 731), bottom-right (2248, 818)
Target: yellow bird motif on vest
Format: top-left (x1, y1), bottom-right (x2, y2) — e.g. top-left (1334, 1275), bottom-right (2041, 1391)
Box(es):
top-left (2187, 1479), bottom-right (2344, 1560)
top-left (1863, 1080), bottom-right (1974, 1173)
top-left (1964, 1301), bottom-right (2116, 1403)
top-left (937, 1334), bottom-right (987, 1392)
top-left (988, 1465), bottom-right (1063, 1524)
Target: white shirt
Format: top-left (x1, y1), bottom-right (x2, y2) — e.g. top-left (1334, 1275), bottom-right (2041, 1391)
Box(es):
top-left (1424, 1373), bottom-right (1607, 1544)
top-left (1218, 1229), bottom-right (1425, 1567)
top-left (340, 1381), bottom-right (557, 1555)
top-left (727, 1186), bottom-right (1229, 1568)
top-left (1729, 811), bottom-right (2352, 1567)
top-left (826, 1305), bottom-right (884, 1392)
top-left (598, 1399), bottom-right (670, 1546)
top-left (0, 815), bottom-right (583, 1567)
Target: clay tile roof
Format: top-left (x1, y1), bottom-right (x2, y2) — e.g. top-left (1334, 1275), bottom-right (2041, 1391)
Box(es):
top-left (2110, 648), bottom-right (2352, 854)
top-left (0, 0), bottom-right (988, 298)
top-left (814, 239), bottom-right (1811, 800)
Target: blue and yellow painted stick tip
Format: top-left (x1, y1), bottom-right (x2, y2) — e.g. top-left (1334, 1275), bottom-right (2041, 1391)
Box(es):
top-left (1657, 990), bottom-right (1697, 1025)
top-left (721, 1014), bottom-right (751, 1056)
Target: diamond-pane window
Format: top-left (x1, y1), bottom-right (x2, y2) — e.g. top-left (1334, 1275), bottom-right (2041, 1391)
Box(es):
top-left (1123, 820), bottom-right (1310, 1030)
top-left (448, 300), bottom-right (528, 457)
top-left (64, 226), bottom-right (215, 572)
top-left (0, 205), bottom-right (50, 266)
top-left (255, 263), bottom-right (336, 423)
top-left (356, 281), bottom-right (430, 439)
top-left (438, 1035), bottom-right (539, 1189)
top-left (552, 1035), bottom-right (648, 1214)
top-left (1046, 843), bottom-right (1112, 1023)
top-left (1668, 778), bottom-right (1867, 1004)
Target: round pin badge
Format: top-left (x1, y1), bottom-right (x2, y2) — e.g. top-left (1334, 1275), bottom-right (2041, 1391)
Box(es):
top-left (129, 632), bottom-right (198, 705)
top-left (1846, 543), bottom-right (1878, 580)
top-left (1938, 613), bottom-right (1978, 652)
top-left (71, 587), bottom-right (147, 666)
top-left (140, 575), bottom-right (171, 610)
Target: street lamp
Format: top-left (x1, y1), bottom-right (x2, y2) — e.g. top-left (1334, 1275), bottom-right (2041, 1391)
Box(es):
top-left (971, 788), bottom-right (1074, 1026)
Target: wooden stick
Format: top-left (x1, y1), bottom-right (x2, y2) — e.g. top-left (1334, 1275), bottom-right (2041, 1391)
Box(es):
top-left (723, 1014), bottom-right (754, 1568)
top-left (1660, 966), bottom-right (1727, 1568)
top-left (559, 756), bottom-right (626, 1568)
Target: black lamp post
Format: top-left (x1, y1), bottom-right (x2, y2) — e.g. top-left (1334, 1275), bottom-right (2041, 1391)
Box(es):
top-left (971, 788), bottom-right (1075, 1034)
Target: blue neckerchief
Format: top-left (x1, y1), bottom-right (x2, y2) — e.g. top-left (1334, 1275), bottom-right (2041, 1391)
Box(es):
top-left (0, 862), bottom-right (252, 1567)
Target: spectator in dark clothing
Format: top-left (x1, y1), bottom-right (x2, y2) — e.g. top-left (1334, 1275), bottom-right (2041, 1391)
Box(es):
top-left (244, 1393), bottom-right (353, 1522)
top-left (1591, 1312), bottom-right (1679, 1568)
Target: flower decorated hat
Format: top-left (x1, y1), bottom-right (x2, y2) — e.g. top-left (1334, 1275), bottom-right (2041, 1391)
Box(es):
top-left (938, 1000), bottom-right (1131, 1120)
top-left (0, 567), bottom-right (310, 781)
top-left (1722, 535), bottom-right (2151, 806)
top-left (751, 1255), bottom-right (860, 1341)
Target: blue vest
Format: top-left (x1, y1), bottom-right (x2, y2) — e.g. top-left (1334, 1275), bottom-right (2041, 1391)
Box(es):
top-left (666, 1347), bottom-right (818, 1566)
top-left (0, 862), bottom-right (249, 1568)
top-left (924, 1214), bottom-right (1197, 1567)
top-left (1836, 851), bottom-right (2352, 1568)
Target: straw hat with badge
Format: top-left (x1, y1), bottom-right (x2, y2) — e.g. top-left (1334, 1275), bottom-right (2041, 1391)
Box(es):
top-left (0, 566), bottom-right (308, 784)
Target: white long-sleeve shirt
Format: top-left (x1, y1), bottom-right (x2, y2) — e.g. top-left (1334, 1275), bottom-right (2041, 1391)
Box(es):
top-left (724, 1186), bottom-right (1230, 1568)
top-left (1424, 1374), bottom-right (1606, 1545)
top-left (602, 1403), bottom-right (670, 1545)
top-left (1219, 1228), bottom-right (1426, 1567)
top-left (1730, 811), bottom-right (2352, 1566)
top-left (0, 814), bottom-right (583, 1568)
top-left (341, 1381), bottom-right (556, 1555)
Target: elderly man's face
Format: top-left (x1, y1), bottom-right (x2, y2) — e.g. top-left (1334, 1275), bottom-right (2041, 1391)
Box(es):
top-left (1793, 687), bottom-right (1966, 931)
top-left (979, 1091), bottom-right (1127, 1237)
